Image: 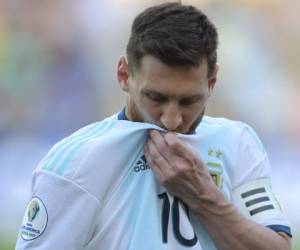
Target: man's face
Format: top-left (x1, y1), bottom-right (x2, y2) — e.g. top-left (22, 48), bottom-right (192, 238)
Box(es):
top-left (117, 56), bottom-right (217, 134)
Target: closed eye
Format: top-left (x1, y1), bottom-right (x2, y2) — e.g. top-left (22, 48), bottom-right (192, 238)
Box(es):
top-left (180, 97), bottom-right (202, 106)
top-left (143, 91), bottom-right (168, 103)
top-left (142, 89), bottom-right (203, 105)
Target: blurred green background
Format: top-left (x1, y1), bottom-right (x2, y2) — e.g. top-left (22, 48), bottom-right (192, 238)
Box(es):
top-left (0, 0), bottom-right (299, 249)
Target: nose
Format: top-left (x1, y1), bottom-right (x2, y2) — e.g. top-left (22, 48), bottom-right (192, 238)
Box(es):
top-left (160, 102), bottom-right (183, 131)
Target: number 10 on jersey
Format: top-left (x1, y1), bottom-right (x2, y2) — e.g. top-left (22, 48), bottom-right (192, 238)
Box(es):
top-left (158, 192), bottom-right (198, 247)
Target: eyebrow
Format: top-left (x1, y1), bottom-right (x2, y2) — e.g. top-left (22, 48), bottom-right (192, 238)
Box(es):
top-left (141, 89), bottom-right (204, 100)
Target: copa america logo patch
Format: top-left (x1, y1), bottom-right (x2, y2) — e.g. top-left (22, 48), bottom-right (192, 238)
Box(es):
top-left (20, 197), bottom-right (48, 241)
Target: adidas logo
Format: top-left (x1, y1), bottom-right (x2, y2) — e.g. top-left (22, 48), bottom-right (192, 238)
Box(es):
top-left (134, 155), bottom-right (150, 172)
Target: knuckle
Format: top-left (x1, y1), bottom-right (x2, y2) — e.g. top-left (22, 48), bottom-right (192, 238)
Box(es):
top-left (146, 156), bottom-right (152, 164)
top-left (161, 175), bottom-right (173, 186)
top-left (160, 178), bottom-right (168, 186)
top-left (156, 155), bottom-right (166, 165)
top-left (174, 160), bottom-right (188, 171)
top-left (160, 142), bottom-right (168, 152)
top-left (165, 133), bottom-right (176, 145)
top-left (172, 141), bottom-right (181, 150)
top-left (161, 172), bottom-right (176, 186)
top-left (148, 143), bottom-right (158, 156)
top-left (151, 149), bottom-right (160, 158)
top-left (144, 153), bottom-right (153, 164)
top-left (176, 166), bottom-right (188, 175)
top-left (168, 139), bottom-right (180, 149)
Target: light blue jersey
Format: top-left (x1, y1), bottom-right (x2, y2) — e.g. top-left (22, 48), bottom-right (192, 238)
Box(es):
top-left (16, 113), bottom-right (291, 249)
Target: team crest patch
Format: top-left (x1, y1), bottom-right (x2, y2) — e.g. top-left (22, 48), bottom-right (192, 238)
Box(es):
top-left (206, 161), bottom-right (223, 189)
top-left (20, 197), bottom-right (48, 241)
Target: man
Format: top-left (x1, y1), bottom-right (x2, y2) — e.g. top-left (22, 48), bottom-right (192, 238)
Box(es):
top-left (16, 3), bottom-right (292, 250)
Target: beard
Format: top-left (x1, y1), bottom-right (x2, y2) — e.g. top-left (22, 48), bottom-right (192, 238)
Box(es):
top-left (126, 97), bottom-right (205, 134)
top-left (185, 109), bottom-right (205, 134)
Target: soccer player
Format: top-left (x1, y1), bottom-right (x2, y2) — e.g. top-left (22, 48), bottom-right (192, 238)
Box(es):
top-left (16, 3), bottom-right (292, 250)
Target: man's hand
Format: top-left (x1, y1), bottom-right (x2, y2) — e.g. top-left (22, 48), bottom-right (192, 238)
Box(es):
top-left (144, 130), bottom-right (291, 250)
top-left (144, 130), bottom-right (223, 212)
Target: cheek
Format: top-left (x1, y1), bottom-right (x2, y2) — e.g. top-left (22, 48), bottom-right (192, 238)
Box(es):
top-left (140, 100), bottom-right (161, 121)
top-left (183, 109), bottom-right (198, 122)
top-left (183, 103), bottom-right (206, 124)
top-left (131, 96), bottom-right (160, 123)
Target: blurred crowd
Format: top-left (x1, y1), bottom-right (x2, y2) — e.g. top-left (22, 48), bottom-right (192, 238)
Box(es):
top-left (0, 0), bottom-right (299, 139)
top-left (0, 0), bottom-right (299, 247)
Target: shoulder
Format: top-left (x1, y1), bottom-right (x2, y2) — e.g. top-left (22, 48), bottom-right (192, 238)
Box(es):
top-left (198, 116), bottom-right (263, 146)
top-left (198, 115), bottom-right (249, 131)
top-left (33, 115), bottom-right (159, 202)
top-left (196, 116), bottom-right (269, 185)
top-left (36, 114), bottom-right (119, 176)
top-left (196, 115), bottom-right (254, 142)
top-left (32, 114), bottom-right (121, 202)
top-left (199, 115), bottom-right (266, 155)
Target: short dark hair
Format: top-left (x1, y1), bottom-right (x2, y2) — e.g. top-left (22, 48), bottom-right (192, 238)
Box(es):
top-left (126, 2), bottom-right (218, 78)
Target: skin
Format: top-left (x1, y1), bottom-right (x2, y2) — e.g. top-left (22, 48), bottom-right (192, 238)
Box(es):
top-left (117, 55), bottom-right (291, 250)
top-left (117, 55), bottom-right (216, 134)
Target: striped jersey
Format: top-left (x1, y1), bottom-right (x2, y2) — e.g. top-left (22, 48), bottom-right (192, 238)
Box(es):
top-left (15, 113), bottom-right (291, 250)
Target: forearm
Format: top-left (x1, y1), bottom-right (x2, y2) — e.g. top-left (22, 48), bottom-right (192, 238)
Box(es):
top-left (193, 191), bottom-right (291, 250)
top-left (144, 131), bottom-right (291, 249)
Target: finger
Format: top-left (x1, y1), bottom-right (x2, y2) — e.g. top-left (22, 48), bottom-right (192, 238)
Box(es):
top-left (144, 142), bottom-right (166, 183)
top-left (145, 141), bottom-right (178, 186)
top-left (149, 130), bottom-right (173, 164)
top-left (147, 138), bottom-right (172, 171)
top-left (164, 133), bottom-right (196, 161)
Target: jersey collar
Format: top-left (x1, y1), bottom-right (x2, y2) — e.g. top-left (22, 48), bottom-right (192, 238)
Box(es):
top-left (118, 108), bottom-right (128, 120)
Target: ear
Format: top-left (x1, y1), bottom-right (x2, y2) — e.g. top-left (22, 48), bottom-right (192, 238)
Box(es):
top-left (207, 64), bottom-right (219, 95)
top-left (117, 56), bottom-right (130, 92)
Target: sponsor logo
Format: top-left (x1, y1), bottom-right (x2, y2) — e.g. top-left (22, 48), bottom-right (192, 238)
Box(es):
top-left (21, 197), bottom-right (48, 241)
top-left (134, 155), bottom-right (150, 172)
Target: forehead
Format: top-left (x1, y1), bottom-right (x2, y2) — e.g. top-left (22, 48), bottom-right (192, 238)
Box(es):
top-left (134, 56), bottom-right (209, 95)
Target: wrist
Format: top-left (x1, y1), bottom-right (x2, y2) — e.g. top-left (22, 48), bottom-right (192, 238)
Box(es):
top-left (191, 188), bottom-right (234, 218)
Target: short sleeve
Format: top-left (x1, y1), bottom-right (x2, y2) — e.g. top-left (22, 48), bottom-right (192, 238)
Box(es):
top-left (231, 123), bottom-right (271, 189)
top-left (231, 123), bottom-right (292, 237)
top-left (15, 171), bottom-right (100, 249)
